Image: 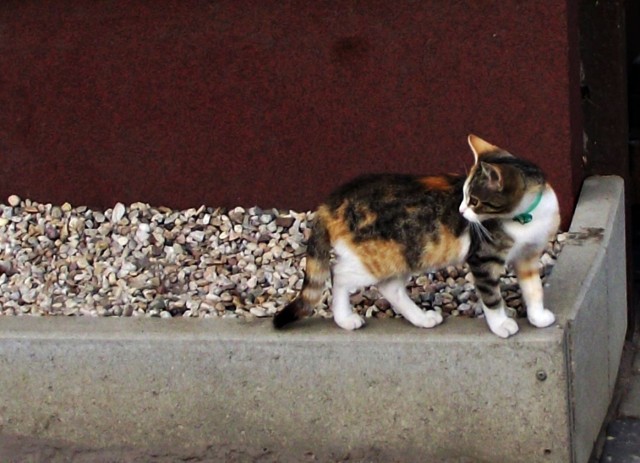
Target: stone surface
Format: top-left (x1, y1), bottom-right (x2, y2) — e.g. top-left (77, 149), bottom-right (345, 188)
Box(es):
top-left (0, 317), bottom-right (570, 463)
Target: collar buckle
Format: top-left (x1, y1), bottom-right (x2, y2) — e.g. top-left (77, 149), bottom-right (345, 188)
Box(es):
top-left (513, 190), bottom-right (543, 224)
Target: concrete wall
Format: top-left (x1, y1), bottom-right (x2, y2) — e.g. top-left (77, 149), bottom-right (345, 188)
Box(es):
top-left (0, 177), bottom-right (627, 462)
top-left (548, 176), bottom-right (628, 463)
top-left (0, 318), bottom-right (572, 462)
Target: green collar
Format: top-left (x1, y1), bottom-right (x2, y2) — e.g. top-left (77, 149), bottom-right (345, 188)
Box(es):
top-left (513, 190), bottom-right (543, 224)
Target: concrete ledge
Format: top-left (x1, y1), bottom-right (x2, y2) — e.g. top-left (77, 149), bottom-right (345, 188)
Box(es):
top-left (548, 176), bottom-right (628, 463)
top-left (0, 176), bottom-right (627, 462)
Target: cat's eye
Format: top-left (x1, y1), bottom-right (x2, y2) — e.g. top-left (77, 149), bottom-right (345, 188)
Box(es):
top-left (468, 197), bottom-right (479, 207)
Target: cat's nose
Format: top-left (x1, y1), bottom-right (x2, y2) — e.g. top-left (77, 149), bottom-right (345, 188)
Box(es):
top-left (459, 204), bottom-right (466, 215)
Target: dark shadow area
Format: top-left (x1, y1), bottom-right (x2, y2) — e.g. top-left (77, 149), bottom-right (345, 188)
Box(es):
top-left (629, 0), bottom-right (640, 340)
top-left (594, 6), bottom-right (640, 462)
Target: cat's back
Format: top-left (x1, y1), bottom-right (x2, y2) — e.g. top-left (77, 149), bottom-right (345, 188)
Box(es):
top-left (314, 173), bottom-right (469, 274)
top-left (324, 173), bottom-right (465, 211)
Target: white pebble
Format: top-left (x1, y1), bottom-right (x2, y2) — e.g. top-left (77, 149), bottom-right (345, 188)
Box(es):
top-left (189, 230), bottom-right (205, 242)
top-left (135, 223), bottom-right (150, 243)
top-left (111, 202), bottom-right (126, 223)
top-left (7, 195), bottom-right (20, 207)
top-left (250, 307), bottom-right (268, 317)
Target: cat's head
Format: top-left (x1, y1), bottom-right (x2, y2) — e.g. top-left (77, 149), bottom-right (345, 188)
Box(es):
top-left (459, 134), bottom-right (544, 223)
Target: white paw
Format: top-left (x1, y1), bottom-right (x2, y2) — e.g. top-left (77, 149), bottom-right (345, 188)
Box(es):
top-left (334, 313), bottom-right (365, 331)
top-left (528, 308), bottom-right (556, 328)
top-left (486, 316), bottom-right (519, 338)
top-left (408, 310), bottom-right (444, 328)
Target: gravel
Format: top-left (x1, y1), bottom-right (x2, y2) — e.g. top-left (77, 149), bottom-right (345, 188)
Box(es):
top-left (0, 196), bottom-right (564, 320)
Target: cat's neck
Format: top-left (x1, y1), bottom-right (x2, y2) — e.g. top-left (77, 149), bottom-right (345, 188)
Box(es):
top-left (502, 183), bottom-right (560, 262)
top-left (509, 184), bottom-right (558, 224)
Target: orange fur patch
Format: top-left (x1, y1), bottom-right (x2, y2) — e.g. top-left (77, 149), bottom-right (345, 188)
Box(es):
top-left (317, 204), bottom-right (349, 241)
top-left (515, 257), bottom-right (541, 281)
top-left (317, 203), bottom-right (408, 279)
top-left (355, 239), bottom-right (408, 279)
top-left (419, 176), bottom-right (453, 191)
top-left (421, 225), bottom-right (464, 269)
top-left (516, 266), bottom-right (538, 281)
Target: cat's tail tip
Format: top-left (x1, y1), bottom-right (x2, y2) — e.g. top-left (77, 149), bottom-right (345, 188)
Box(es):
top-left (273, 298), bottom-right (311, 329)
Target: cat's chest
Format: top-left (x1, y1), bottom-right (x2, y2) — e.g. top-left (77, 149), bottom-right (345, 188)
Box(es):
top-left (502, 215), bottom-right (557, 262)
top-left (503, 188), bottom-right (560, 262)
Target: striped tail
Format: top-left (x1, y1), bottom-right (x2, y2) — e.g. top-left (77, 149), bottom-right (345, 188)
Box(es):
top-left (273, 215), bottom-right (331, 328)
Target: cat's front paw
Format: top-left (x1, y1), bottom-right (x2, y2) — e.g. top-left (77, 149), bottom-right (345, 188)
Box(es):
top-left (489, 317), bottom-right (519, 338)
top-left (484, 311), bottom-right (519, 338)
top-left (408, 309), bottom-right (444, 329)
top-left (528, 308), bottom-right (555, 328)
top-left (334, 313), bottom-right (365, 331)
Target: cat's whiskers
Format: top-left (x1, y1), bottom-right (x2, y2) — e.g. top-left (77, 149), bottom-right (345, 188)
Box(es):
top-left (471, 221), bottom-right (494, 244)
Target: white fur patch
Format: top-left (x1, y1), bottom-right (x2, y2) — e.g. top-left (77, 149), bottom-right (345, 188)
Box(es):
top-left (332, 240), bottom-right (377, 289)
top-left (456, 232), bottom-right (472, 263)
top-left (330, 240), bottom-right (377, 330)
top-left (459, 175), bottom-right (473, 220)
top-left (504, 186), bottom-right (560, 263)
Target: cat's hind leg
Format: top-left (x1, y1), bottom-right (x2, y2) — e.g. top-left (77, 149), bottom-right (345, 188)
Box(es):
top-left (331, 281), bottom-right (365, 330)
top-left (377, 278), bottom-right (443, 328)
top-left (331, 241), bottom-right (377, 330)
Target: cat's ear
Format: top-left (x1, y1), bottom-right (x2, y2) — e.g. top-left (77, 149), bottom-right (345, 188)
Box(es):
top-left (468, 134), bottom-right (500, 162)
top-left (480, 162), bottom-right (503, 191)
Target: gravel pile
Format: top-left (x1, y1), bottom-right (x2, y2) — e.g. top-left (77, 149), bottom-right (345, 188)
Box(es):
top-left (0, 195), bottom-right (564, 321)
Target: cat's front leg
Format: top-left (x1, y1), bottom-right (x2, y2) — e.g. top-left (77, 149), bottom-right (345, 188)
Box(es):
top-left (482, 305), bottom-right (519, 338)
top-left (469, 258), bottom-right (519, 338)
top-left (515, 258), bottom-right (555, 328)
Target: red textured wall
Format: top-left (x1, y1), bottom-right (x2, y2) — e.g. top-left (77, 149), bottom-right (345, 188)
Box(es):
top-left (0, 1), bottom-right (582, 226)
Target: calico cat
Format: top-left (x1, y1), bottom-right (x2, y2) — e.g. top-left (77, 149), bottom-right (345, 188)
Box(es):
top-left (273, 135), bottom-right (560, 338)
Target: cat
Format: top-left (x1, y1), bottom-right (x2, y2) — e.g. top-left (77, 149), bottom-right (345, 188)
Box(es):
top-left (273, 135), bottom-right (560, 338)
